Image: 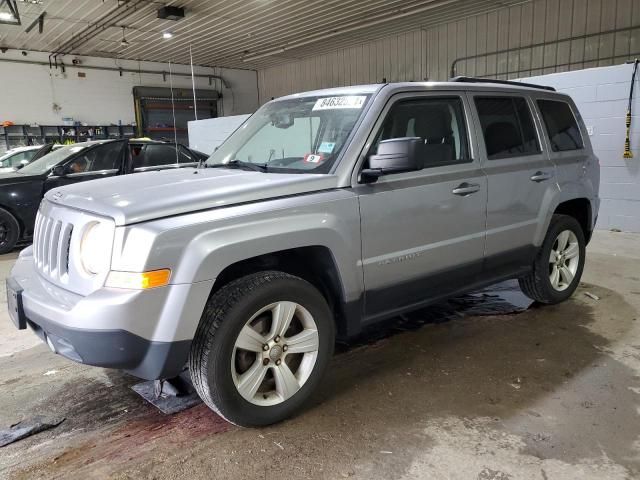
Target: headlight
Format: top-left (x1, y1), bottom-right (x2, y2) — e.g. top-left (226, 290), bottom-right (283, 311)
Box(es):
top-left (80, 222), bottom-right (112, 275)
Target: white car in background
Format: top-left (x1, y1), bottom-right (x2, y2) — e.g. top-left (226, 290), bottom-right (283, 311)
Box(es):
top-left (0, 144), bottom-right (60, 173)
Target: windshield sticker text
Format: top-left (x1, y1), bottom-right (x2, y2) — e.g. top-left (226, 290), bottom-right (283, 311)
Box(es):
top-left (312, 96), bottom-right (366, 111)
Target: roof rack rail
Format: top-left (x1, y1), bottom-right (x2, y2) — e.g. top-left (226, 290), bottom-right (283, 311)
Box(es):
top-left (449, 76), bottom-right (556, 92)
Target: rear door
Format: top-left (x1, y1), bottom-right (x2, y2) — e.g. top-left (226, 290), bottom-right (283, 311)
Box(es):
top-left (534, 97), bottom-right (591, 200)
top-left (356, 92), bottom-right (488, 321)
top-left (44, 140), bottom-right (128, 192)
top-left (469, 93), bottom-right (557, 276)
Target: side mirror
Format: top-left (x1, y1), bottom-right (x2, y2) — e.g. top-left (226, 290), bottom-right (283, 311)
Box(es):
top-left (361, 137), bottom-right (424, 183)
top-left (15, 164), bottom-right (24, 170)
top-left (51, 165), bottom-right (67, 177)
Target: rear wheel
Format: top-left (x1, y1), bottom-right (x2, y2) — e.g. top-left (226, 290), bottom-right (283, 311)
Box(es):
top-left (519, 214), bottom-right (586, 304)
top-left (189, 271), bottom-right (335, 427)
top-left (0, 208), bottom-right (20, 255)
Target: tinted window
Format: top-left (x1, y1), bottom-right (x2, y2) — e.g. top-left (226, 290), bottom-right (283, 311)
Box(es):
top-left (475, 97), bottom-right (540, 159)
top-left (3, 151), bottom-right (34, 167)
top-left (134, 144), bottom-right (193, 168)
top-left (67, 142), bottom-right (123, 173)
top-left (537, 100), bottom-right (584, 152)
top-left (19, 144), bottom-right (88, 175)
top-left (373, 97), bottom-right (470, 167)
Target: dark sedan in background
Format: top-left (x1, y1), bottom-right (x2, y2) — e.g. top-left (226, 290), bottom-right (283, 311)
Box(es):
top-left (0, 139), bottom-right (207, 253)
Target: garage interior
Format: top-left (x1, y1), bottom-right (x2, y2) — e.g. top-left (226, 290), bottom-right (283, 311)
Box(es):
top-left (1, 0), bottom-right (640, 478)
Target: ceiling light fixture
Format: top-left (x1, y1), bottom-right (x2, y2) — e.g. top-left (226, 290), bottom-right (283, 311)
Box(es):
top-left (162, 32), bottom-right (173, 39)
top-left (157, 6), bottom-right (184, 21)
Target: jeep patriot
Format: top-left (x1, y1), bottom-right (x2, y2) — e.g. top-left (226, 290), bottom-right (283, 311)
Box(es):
top-left (7, 78), bottom-right (600, 426)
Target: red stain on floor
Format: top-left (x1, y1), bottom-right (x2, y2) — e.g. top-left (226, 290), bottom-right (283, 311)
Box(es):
top-left (43, 404), bottom-right (232, 473)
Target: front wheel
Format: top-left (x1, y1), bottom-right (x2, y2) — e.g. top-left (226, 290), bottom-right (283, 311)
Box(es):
top-left (519, 214), bottom-right (586, 304)
top-left (189, 271), bottom-right (335, 427)
top-left (0, 208), bottom-right (20, 255)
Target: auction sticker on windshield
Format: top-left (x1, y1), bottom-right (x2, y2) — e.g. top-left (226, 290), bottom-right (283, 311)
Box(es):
top-left (312, 96), bottom-right (366, 110)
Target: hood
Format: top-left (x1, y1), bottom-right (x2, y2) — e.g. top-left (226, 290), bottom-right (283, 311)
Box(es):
top-left (44, 167), bottom-right (340, 225)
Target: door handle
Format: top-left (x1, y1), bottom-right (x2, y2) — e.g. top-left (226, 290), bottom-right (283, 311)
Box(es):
top-left (452, 182), bottom-right (481, 196)
top-left (530, 171), bottom-right (552, 182)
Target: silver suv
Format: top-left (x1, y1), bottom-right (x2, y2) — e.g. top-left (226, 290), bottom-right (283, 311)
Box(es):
top-left (7, 78), bottom-right (600, 427)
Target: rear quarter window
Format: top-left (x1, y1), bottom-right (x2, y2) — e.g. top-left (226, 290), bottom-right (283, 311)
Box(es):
top-left (537, 99), bottom-right (584, 152)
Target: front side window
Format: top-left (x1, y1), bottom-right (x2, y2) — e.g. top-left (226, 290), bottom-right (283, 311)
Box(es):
top-left (205, 94), bottom-right (371, 173)
top-left (475, 97), bottom-right (541, 159)
top-left (66, 142), bottom-right (123, 173)
top-left (19, 144), bottom-right (88, 175)
top-left (1, 151), bottom-right (32, 167)
top-left (537, 99), bottom-right (584, 152)
top-left (371, 96), bottom-right (470, 167)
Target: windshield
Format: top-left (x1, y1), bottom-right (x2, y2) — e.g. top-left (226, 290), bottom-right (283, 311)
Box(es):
top-left (205, 94), bottom-right (371, 173)
top-left (19, 144), bottom-right (87, 175)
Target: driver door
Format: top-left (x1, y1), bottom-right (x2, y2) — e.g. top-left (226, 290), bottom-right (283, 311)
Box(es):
top-left (356, 93), bottom-right (488, 322)
top-left (44, 140), bottom-right (128, 193)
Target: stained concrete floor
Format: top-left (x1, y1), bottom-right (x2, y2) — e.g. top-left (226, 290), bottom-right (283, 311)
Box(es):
top-left (1, 231), bottom-right (639, 479)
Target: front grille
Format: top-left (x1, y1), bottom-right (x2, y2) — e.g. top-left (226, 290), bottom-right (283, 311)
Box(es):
top-left (33, 210), bottom-right (74, 282)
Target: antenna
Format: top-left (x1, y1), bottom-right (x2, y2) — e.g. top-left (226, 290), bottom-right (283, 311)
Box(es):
top-left (190, 44), bottom-right (198, 121)
top-left (168, 60), bottom-right (179, 163)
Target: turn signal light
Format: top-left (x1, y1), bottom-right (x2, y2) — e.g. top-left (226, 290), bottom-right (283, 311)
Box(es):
top-left (105, 269), bottom-right (171, 290)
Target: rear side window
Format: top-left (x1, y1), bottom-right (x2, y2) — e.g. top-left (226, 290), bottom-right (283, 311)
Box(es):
top-left (475, 97), bottom-right (540, 159)
top-left (133, 144), bottom-right (193, 169)
top-left (537, 100), bottom-right (584, 152)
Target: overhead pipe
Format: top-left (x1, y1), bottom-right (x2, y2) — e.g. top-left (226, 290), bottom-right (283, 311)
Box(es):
top-left (0, 57), bottom-right (228, 88)
top-left (449, 25), bottom-right (640, 79)
top-left (49, 0), bottom-right (147, 66)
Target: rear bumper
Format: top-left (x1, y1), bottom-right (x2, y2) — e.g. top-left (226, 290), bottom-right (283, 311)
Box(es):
top-left (9, 248), bottom-right (213, 380)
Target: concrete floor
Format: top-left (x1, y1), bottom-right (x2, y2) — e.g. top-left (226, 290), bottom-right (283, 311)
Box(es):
top-left (0, 231), bottom-right (639, 479)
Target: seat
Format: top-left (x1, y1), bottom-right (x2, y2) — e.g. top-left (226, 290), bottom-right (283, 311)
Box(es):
top-left (484, 122), bottom-right (521, 157)
top-left (413, 106), bottom-right (455, 165)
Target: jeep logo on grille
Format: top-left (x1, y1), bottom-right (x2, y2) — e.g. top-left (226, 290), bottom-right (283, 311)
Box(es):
top-left (52, 192), bottom-right (64, 201)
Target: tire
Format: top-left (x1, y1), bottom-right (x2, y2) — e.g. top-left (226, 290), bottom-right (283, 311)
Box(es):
top-left (189, 271), bottom-right (335, 427)
top-left (0, 208), bottom-right (20, 255)
top-left (519, 214), bottom-right (586, 304)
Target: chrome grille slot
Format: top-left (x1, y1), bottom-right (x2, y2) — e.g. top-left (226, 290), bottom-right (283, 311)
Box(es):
top-left (48, 221), bottom-right (62, 275)
top-left (59, 224), bottom-right (73, 277)
top-left (41, 216), bottom-right (53, 272)
top-left (34, 199), bottom-right (114, 295)
top-left (33, 207), bottom-right (75, 284)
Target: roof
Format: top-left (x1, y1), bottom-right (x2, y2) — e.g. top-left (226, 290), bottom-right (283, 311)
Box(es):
top-left (4, 145), bottom-right (42, 153)
top-left (274, 80), bottom-right (564, 102)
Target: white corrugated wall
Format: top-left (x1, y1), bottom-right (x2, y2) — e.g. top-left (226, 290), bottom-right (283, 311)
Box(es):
top-left (258, 0), bottom-right (640, 102)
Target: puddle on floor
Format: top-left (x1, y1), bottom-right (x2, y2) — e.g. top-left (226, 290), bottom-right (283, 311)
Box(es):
top-left (340, 280), bottom-right (533, 350)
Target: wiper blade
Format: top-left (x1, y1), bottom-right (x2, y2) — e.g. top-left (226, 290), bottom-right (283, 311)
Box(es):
top-left (222, 160), bottom-right (268, 172)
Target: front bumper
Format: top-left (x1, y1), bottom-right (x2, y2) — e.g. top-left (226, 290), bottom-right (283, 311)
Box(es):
top-left (9, 250), bottom-right (213, 380)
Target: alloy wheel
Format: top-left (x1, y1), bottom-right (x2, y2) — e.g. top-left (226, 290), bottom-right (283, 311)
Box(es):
top-left (231, 301), bottom-right (319, 406)
top-left (548, 229), bottom-right (580, 291)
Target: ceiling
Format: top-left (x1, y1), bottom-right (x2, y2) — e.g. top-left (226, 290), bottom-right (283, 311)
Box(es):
top-left (0, 0), bottom-right (529, 70)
